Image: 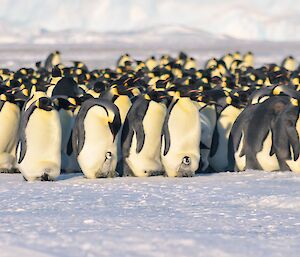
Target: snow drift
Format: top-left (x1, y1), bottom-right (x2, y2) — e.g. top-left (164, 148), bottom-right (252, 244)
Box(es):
top-left (0, 0), bottom-right (300, 43)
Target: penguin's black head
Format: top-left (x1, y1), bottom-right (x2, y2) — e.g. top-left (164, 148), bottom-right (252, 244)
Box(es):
top-left (93, 81), bottom-right (107, 93)
top-left (179, 51), bottom-right (188, 61)
top-left (0, 93), bottom-right (14, 103)
top-left (36, 61), bottom-right (42, 68)
top-left (36, 97), bottom-right (54, 111)
top-left (113, 84), bottom-right (132, 96)
top-left (147, 90), bottom-right (169, 103)
top-left (52, 66), bottom-right (63, 77)
top-left (6, 79), bottom-right (21, 88)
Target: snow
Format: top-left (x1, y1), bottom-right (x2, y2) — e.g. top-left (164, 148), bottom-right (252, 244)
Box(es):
top-left (0, 0), bottom-right (300, 42)
top-left (1, 170), bottom-right (300, 257)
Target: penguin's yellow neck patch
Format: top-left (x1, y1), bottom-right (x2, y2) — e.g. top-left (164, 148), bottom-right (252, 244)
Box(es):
top-left (291, 98), bottom-right (299, 106)
top-left (144, 94), bottom-right (151, 100)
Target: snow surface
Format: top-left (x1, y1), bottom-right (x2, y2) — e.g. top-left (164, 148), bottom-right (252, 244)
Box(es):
top-left (1, 170), bottom-right (300, 257)
top-left (0, 0), bottom-right (300, 42)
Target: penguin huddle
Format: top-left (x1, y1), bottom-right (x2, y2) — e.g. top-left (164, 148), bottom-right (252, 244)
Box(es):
top-left (1, 50), bottom-right (300, 181)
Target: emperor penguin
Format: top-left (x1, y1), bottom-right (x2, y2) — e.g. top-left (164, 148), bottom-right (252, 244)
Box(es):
top-left (161, 88), bottom-right (201, 177)
top-left (228, 103), bottom-right (259, 172)
top-left (184, 57), bottom-right (197, 70)
top-left (46, 66), bottom-right (63, 97)
top-left (230, 96), bottom-right (290, 172)
top-left (221, 53), bottom-right (234, 69)
top-left (281, 56), bottom-right (297, 71)
top-left (243, 51), bottom-right (254, 67)
top-left (145, 56), bottom-right (157, 71)
top-left (53, 96), bottom-right (80, 173)
top-left (209, 93), bottom-right (243, 172)
top-left (101, 83), bottom-right (135, 168)
top-left (72, 99), bottom-right (121, 178)
top-left (0, 93), bottom-right (22, 173)
top-left (17, 97), bottom-right (62, 181)
top-left (197, 98), bottom-right (217, 172)
top-left (272, 97), bottom-right (300, 172)
top-left (121, 90), bottom-right (168, 177)
top-left (205, 57), bottom-right (218, 69)
top-left (45, 51), bottom-right (61, 71)
top-left (117, 53), bottom-right (132, 67)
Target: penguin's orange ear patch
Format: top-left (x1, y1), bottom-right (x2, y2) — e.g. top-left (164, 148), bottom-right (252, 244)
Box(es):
top-left (226, 96), bottom-right (232, 105)
top-left (290, 98), bottom-right (299, 107)
top-left (0, 94), bottom-right (7, 101)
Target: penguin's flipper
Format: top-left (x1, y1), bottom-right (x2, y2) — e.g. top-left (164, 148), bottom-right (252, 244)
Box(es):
top-left (209, 126), bottom-right (219, 157)
top-left (67, 131), bottom-right (73, 155)
top-left (162, 119), bottom-right (170, 156)
top-left (127, 96), bottom-right (149, 154)
top-left (269, 127), bottom-right (276, 156)
top-left (71, 118), bottom-right (79, 155)
top-left (162, 99), bottom-right (178, 156)
top-left (0, 100), bottom-right (5, 112)
top-left (109, 119), bottom-right (121, 142)
top-left (227, 134), bottom-right (235, 171)
top-left (72, 108), bottom-right (87, 155)
top-left (286, 125), bottom-right (300, 161)
top-left (121, 117), bottom-right (134, 159)
top-left (134, 120), bottom-right (145, 154)
top-left (17, 103), bottom-right (37, 163)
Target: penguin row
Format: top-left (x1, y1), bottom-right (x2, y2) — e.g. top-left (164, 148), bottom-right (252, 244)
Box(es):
top-left (0, 50), bottom-right (300, 181)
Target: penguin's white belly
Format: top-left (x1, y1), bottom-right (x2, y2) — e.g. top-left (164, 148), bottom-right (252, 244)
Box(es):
top-left (77, 106), bottom-right (117, 178)
top-left (19, 110), bottom-right (61, 180)
top-left (127, 102), bottom-right (166, 176)
top-left (0, 103), bottom-right (20, 169)
top-left (234, 132), bottom-right (246, 171)
top-left (162, 99), bottom-right (201, 177)
top-left (210, 106), bottom-right (241, 172)
top-left (114, 95), bottom-right (131, 123)
top-left (0, 103), bottom-right (20, 153)
top-left (256, 131), bottom-right (279, 171)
